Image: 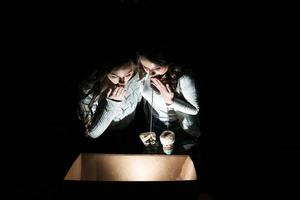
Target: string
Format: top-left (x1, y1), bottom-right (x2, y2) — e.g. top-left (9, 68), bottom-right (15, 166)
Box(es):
top-left (149, 85), bottom-right (153, 133)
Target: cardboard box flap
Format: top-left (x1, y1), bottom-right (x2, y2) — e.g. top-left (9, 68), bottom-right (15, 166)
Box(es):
top-left (65, 153), bottom-right (197, 181)
top-left (64, 154), bottom-right (82, 180)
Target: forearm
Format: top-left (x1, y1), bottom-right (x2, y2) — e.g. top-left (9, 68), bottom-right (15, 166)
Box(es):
top-left (168, 97), bottom-right (199, 115)
top-left (168, 75), bottom-right (200, 115)
top-left (88, 99), bottom-right (122, 138)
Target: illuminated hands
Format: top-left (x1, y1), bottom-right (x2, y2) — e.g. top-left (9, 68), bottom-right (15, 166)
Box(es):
top-left (107, 86), bottom-right (126, 101)
top-left (150, 78), bottom-right (174, 105)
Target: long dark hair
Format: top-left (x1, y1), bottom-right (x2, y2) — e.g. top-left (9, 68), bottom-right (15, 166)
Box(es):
top-left (137, 46), bottom-right (189, 91)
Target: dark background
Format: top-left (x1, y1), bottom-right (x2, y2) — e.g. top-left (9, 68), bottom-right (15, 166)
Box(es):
top-left (4, 1), bottom-right (298, 199)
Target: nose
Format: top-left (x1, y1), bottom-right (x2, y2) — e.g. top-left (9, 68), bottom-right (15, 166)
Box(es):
top-left (150, 70), bottom-right (156, 76)
top-left (118, 77), bottom-right (125, 86)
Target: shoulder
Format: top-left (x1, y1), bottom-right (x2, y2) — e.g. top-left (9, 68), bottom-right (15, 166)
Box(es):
top-left (127, 73), bottom-right (140, 88)
top-left (178, 74), bottom-right (195, 85)
top-left (176, 74), bottom-right (198, 95)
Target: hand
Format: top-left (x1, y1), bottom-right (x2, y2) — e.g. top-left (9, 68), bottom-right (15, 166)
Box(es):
top-left (107, 86), bottom-right (126, 101)
top-left (150, 78), bottom-right (174, 105)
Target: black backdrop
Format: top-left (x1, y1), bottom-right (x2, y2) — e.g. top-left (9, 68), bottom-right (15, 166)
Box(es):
top-left (5, 1), bottom-right (298, 199)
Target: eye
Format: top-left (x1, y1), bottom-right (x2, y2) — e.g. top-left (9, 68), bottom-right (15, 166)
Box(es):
top-left (126, 73), bottom-right (132, 77)
top-left (142, 65), bottom-right (149, 71)
top-left (108, 74), bottom-right (117, 78)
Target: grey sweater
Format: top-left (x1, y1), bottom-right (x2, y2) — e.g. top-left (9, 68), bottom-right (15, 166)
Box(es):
top-left (79, 73), bottom-right (142, 138)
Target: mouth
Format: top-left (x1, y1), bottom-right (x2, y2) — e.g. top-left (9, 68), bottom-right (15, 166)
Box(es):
top-left (112, 84), bottom-right (125, 90)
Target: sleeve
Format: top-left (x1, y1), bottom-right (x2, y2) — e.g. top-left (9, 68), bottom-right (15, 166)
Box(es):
top-left (168, 75), bottom-right (200, 115)
top-left (87, 98), bottom-right (122, 138)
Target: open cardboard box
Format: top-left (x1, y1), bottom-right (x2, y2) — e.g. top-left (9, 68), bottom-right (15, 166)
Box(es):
top-left (63, 153), bottom-right (199, 199)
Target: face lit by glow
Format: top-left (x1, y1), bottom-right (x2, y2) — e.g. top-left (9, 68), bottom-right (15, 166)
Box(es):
top-left (107, 64), bottom-right (134, 86)
top-left (139, 57), bottom-right (168, 77)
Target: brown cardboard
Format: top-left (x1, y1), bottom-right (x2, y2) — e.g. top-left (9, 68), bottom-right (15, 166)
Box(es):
top-left (64, 153), bottom-right (197, 181)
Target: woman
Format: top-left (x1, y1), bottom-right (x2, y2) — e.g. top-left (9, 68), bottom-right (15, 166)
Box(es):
top-left (137, 47), bottom-right (201, 152)
top-left (78, 52), bottom-right (143, 152)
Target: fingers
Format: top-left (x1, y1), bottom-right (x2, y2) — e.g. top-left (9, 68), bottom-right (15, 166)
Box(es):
top-left (107, 88), bottom-right (112, 97)
top-left (116, 87), bottom-right (122, 96)
top-left (113, 87), bottom-right (120, 96)
top-left (151, 80), bottom-right (160, 90)
top-left (109, 87), bottom-right (126, 100)
top-left (151, 78), bottom-right (171, 93)
top-left (117, 87), bottom-right (126, 96)
top-left (119, 87), bottom-right (126, 99)
top-left (151, 78), bottom-right (162, 87)
top-left (150, 78), bottom-right (162, 90)
top-left (111, 87), bottom-right (121, 96)
top-left (166, 84), bottom-right (172, 93)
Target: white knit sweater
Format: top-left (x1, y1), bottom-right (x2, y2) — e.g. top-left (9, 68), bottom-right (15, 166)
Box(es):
top-left (79, 73), bottom-right (142, 138)
top-left (139, 74), bottom-right (201, 138)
